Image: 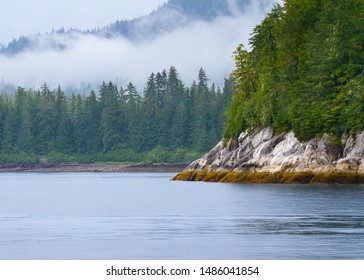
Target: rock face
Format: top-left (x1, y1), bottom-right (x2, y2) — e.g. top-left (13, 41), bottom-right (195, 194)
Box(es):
top-left (184, 127), bottom-right (364, 175)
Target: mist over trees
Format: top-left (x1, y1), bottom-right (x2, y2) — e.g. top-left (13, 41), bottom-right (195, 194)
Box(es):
top-left (0, 0), bottom-right (254, 56)
top-left (224, 0), bottom-right (364, 142)
top-left (0, 67), bottom-right (233, 164)
top-left (0, 0), bottom-right (275, 93)
top-left (3, 0), bottom-right (362, 166)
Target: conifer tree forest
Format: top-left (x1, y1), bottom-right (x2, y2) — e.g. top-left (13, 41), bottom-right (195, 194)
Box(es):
top-left (0, 67), bottom-right (233, 164)
top-left (1, 0), bottom-right (363, 165)
top-left (224, 0), bottom-right (364, 142)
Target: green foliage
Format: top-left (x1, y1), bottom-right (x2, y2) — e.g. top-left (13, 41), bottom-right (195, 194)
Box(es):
top-left (336, 77), bottom-right (364, 133)
top-left (0, 67), bottom-right (231, 164)
top-left (100, 82), bottom-right (125, 152)
top-left (224, 0), bottom-right (364, 142)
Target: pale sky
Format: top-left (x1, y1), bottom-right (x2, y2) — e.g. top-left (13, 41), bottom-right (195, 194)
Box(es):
top-left (0, 0), bottom-right (279, 90)
top-left (0, 0), bottom-right (167, 44)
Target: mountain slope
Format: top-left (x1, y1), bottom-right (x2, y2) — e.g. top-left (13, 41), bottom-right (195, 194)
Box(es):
top-left (1, 0), bottom-right (258, 56)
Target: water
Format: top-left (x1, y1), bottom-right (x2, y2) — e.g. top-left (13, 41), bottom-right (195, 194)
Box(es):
top-left (0, 172), bottom-right (363, 260)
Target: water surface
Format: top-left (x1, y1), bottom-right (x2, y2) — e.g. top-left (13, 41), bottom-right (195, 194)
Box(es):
top-left (0, 172), bottom-right (363, 259)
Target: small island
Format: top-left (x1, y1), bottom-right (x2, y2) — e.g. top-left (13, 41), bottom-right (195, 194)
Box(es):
top-left (175, 0), bottom-right (364, 184)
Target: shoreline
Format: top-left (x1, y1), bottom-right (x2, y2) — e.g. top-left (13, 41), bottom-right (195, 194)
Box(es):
top-left (0, 163), bottom-right (187, 173)
top-left (173, 171), bottom-right (364, 184)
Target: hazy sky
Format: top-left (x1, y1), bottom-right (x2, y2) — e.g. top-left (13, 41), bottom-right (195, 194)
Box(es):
top-left (0, 0), bottom-right (279, 90)
top-left (0, 0), bottom-right (167, 43)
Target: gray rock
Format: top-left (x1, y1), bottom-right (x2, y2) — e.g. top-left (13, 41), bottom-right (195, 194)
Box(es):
top-left (184, 127), bottom-right (364, 174)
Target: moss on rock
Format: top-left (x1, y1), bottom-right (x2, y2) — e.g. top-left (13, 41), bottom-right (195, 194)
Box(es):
top-left (173, 171), bottom-right (364, 184)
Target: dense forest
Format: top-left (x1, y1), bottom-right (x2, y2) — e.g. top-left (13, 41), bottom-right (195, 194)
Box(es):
top-left (224, 0), bottom-right (364, 142)
top-left (3, 0), bottom-right (363, 165)
top-left (0, 67), bottom-right (232, 164)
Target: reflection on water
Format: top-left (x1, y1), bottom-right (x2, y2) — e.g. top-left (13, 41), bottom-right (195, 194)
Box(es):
top-left (236, 215), bottom-right (364, 235)
top-left (3, 214), bottom-right (364, 237)
top-left (1, 214), bottom-right (363, 259)
top-left (0, 172), bottom-right (363, 260)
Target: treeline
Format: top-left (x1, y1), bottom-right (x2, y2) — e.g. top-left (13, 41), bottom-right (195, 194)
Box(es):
top-left (0, 67), bottom-right (233, 164)
top-left (224, 0), bottom-right (364, 142)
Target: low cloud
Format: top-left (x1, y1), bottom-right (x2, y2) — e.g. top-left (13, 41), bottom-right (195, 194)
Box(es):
top-left (0, 0), bottom-right (277, 91)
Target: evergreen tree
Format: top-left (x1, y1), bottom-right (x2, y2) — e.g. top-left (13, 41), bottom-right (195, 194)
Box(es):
top-left (124, 82), bottom-right (142, 150)
top-left (84, 90), bottom-right (102, 152)
top-left (73, 94), bottom-right (88, 153)
top-left (192, 68), bottom-right (215, 151)
top-left (159, 67), bottom-right (185, 148)
top-left (224, 0), bottom-right (364, 142)
top-left (99, 82), bottom-right (125, 152)
top-left (14, 87), bottom-right (33, 151)
top-left (154, 71), bottom-right (167, 147)
top-left (35, 83), bottom-right (57, 153)
top-left (2, 97), bottom-right (16, 152)
top-left (0, 95), bottom-right (8, 151)
top-left (142, 73), bottom-right (159, 150)
top-left (54, 85), bottom-right (73, 153)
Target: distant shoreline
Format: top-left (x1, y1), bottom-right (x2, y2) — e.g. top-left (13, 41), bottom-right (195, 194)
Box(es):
top-left (0, 163), bottom-right (187, 173)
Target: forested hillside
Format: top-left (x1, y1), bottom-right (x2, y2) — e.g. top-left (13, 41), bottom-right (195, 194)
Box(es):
top-left (0, 67), bottom-right (232, 164)
top-left (1, 0), bottom-right (253, 56)
top-left (224, 0), bottom-right (364, 142)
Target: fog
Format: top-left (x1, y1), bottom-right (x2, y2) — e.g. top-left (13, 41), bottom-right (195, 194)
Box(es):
top-left (0, 0), bottom-right (167, 44)
top-left (0, 0), bottom-right (279, 91)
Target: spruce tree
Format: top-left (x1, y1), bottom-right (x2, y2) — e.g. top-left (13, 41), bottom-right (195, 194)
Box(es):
top-left (99, 82), bottom-right (125, 152)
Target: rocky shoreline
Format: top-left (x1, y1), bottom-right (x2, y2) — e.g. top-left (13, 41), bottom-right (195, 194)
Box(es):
top-left (0, 163), bottom-right (187, 173)
top-left (173, 127), bottom-right (364, 184)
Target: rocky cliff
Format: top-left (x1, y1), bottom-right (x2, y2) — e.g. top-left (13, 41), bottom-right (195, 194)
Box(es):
top-left (174, 127), bottom-right (364, 184)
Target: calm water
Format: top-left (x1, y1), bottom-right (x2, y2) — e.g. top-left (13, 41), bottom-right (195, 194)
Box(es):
top-left (0, 172), bottom-right (363, 260)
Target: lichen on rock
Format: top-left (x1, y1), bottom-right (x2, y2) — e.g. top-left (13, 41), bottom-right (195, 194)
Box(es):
top-left (176, 127), bottom-right (364, 184)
